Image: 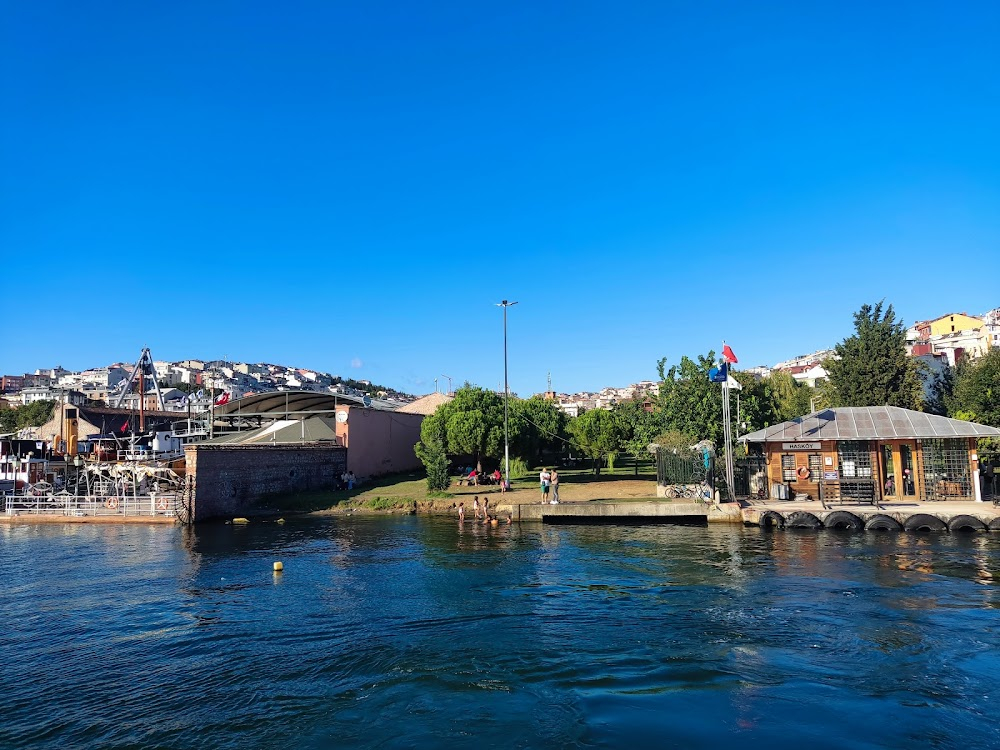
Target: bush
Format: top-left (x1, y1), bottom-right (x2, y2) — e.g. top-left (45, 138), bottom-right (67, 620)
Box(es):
top-left (414, 437), bottom-right (450, 492)
top-left (362, 496), bottom-right (413, 511)
top-left (507, 457), bottom-right (530, 480)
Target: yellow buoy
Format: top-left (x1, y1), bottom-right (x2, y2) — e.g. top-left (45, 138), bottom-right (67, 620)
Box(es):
top-left (273, 561), bottom-right (284, 572)
top-left (233, 517), bottom-right (249, 524)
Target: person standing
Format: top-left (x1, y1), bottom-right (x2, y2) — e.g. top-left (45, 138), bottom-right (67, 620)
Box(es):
top-left (549, 468), bottom-right (560, 504)
top-left (539, 468), bottom-right (551, 503)
top-left (473, 496), bottom-right (480, 520)
top-left (458, 502), bottom-right (465, 522)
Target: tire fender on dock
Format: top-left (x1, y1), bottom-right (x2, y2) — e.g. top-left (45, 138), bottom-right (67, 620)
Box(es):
top-left (865, 514), bottom-right (903, 532)
top-left (824, 511), bottom-right (864, 531)
top-left (948, 515), bottom-right (988, 533)
top-left (785, 511), bottom-right (822, 529)
top-left (903, 514), bottom-right (948, 533)
top-left (758, 511), bottom-right (785, 529)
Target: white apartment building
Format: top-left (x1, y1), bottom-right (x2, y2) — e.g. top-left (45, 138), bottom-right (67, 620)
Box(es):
top-left (20, 387), bottom-right (87, 406)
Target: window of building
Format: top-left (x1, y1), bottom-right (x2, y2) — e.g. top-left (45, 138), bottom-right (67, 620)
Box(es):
top-left (781, 454), bottom-right (796, 481)
top-left (809, 453), bottom-right (822, 480)
top-left (921, 438), bottom-right (970, 499)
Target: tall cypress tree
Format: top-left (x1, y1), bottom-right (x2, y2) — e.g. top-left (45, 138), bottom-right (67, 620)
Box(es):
top-left (825, 301), bottom-right (923, 410)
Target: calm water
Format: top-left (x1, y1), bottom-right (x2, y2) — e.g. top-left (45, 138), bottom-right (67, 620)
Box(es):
top-left (3, 517), bottom-right (1000, 749)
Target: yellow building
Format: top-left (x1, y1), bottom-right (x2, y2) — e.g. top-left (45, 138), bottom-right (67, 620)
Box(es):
top-left (926, 312), bottom-right (985, 337)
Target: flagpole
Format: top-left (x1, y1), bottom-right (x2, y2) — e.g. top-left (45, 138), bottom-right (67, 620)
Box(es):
top-left (722, 341), bottom-right (736, 501)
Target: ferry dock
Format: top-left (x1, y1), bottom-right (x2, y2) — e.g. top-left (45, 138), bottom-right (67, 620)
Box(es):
top-left (504, 498), bottom-right (1000, 532)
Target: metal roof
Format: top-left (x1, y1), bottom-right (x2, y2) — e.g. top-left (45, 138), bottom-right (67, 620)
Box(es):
top-left (204, 416), bottom-right (343, 445)
top-left (740, 406), bottom-right (1000, 442)
top-left (213, 390), bottom-right (397, 417)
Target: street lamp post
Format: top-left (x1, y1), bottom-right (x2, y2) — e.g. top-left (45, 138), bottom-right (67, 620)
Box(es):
top-left (496, 300), bottom-right (518, 485)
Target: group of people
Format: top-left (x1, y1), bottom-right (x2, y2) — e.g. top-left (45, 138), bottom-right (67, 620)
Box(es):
top-left (340, 470), bottom-right (357, 490)
top-left (539, 467), bottom-right (559, 504)
top-left (457, 495), bottom-right (512, 526)
top-left (464, 466), bottom-right (506, 491)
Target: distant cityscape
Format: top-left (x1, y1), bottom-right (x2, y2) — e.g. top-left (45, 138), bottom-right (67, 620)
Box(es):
top-left (543, 306), bottom-right (999, 416)
top-left (1, 306), bottom-right (996, 416)
top-left (0, 357), bottom-right (416, 414)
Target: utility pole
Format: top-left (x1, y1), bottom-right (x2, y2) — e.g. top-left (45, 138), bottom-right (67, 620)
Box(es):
top-left (441, 375), bottom-right (453, 395)
top-left (496, 300), bottom-right (518, 484)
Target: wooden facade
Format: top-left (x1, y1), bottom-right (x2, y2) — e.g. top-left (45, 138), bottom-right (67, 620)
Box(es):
top-left (756, 437), bottom-right (981, 503)
top-left (739, 407), bottom-right (999, 504)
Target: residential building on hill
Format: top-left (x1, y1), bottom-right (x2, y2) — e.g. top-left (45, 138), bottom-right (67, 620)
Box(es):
top-left (907, 312), bottom-right (991, 366)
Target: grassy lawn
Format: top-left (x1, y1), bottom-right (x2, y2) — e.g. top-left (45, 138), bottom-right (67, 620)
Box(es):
top-left (271, 459), bottom-right (660, 515)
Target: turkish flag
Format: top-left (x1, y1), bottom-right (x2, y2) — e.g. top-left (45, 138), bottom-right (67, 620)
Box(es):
top-left (120, 421), bottom-right (129, 434)
top-left (722, 344), bottom-right (738, 364)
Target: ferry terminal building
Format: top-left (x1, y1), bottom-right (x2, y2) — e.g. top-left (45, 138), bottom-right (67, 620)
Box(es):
top-left (739, 406), bottom-right (1000, 504)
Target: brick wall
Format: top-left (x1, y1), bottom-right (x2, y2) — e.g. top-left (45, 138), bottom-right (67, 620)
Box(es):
top-left (185, 443), bottom-right (347, 522)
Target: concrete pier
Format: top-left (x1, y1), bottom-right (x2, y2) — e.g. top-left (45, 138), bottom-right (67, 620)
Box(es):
top-left (498, 498), bottom-right (1000, 530)
top-left (504, 500), bottom-right (742, 524)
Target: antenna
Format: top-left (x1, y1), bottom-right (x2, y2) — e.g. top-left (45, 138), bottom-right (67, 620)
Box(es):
top-left (434, 377), bottom-right (438, 394)
top-left (441, 375), bottom-right (453, 394)
top-left (547, 371), bottom-right (552, 392)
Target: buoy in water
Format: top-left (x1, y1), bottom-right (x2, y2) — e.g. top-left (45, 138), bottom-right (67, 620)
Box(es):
top-left (273, 561), bottom-right (284, 572)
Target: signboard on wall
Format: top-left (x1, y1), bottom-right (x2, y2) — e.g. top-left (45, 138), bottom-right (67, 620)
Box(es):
top-left (782, 442), bottom-right (821, 451)
top-left (823, 471), bottom-right (839, 480)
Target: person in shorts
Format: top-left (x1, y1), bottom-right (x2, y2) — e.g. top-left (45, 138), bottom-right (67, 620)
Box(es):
top-left (539, 468), bottom-right (551, 503)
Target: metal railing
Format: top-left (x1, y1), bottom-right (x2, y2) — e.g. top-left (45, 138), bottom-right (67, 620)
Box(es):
top-left (4, 492), bottom-right (179, 517)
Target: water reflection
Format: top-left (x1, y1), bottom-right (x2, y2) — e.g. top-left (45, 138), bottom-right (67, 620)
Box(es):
top-left (3, 519), bottom-right (1000, 749)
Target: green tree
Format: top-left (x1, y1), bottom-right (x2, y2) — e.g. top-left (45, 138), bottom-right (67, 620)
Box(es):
top-left (567, 408), bottom-right (624, 475)
top-left (508, 397), bottom-right (568, 466)
top-left (732, 371), bottom-right (780, 436)
top-left (824, 301), bottom-right (923, 409)
top-left (414, 384), bottom-right (509, 472)
top-left (414, 435), bottom-right (450, 491)
top-left (612, 399), bottom-right (660, 475)
top-left (656, 352), bottom-right (724, 444)
top-left (764, 370), bottom-right (814, 421)
top-left (0, 400), bottom-right (57, 432)
top-left (949, 349), bottom-right (1000, 426)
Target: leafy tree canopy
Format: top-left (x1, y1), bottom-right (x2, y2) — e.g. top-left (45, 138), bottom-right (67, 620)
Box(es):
top-left (949, 349), bottom-right (1000, 427)
top-left (824, 301), bottom-right (923, 410)
top-left (656, 352), bottom-right (725, 444)
top-left (0, 400), bottom-right (57, 433)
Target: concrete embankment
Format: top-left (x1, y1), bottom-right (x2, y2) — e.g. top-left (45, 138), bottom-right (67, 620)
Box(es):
top-left (502, 500), bottom-right (742, 524)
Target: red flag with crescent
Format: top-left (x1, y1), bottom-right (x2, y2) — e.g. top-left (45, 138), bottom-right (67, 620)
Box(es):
top-left (722, 344), bottom-right (738, 364)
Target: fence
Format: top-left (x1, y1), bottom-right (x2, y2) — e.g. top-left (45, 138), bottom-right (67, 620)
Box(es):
top-left (4, 491), bottom-right (181, 518)
top-left (733, 457), bottom-right (768, 498)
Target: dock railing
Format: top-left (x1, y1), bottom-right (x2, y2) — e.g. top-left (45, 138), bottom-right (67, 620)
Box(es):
top-left (4, 491), bottom-right (179, 518)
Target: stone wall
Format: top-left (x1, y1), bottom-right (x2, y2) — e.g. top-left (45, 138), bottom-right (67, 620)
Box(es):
top-left (185, 443), bottom-right (347, 522)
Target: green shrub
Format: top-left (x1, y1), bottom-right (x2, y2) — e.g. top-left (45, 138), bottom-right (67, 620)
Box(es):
top-left (507, 457), bottom-right (529, 480)
top-left (414, 437), bottom-right (450, 491)
top-left (362, 496), bottom-right (412, 510)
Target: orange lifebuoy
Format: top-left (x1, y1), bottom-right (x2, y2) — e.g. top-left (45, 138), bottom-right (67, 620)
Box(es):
top-left (106, 497), bottom-right (119, 509)
top-left (797, 466), bottom-right (811, 480)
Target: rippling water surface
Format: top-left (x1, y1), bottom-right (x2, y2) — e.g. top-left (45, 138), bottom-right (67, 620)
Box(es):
top-left (3, 517), bottom-right (1000, 749)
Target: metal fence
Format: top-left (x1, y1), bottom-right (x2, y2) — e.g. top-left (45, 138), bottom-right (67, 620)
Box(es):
top-left (657, 451), bottom-right (709, 485)
top-left (4, 492), bottom-right (180, 518)
top-left (733, 457), bottom-right (768, 498)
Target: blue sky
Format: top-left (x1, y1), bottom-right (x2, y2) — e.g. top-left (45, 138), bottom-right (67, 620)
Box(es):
top-left (3, 2), bottom-right (998, 396)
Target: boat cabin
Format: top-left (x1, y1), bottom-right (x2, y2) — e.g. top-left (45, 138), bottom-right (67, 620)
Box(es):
top-left (739, 406), bottom-right (1000, 504)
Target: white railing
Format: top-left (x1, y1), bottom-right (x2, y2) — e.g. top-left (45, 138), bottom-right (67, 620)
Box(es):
top-left (4, 492), bottom-right (180, 517)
